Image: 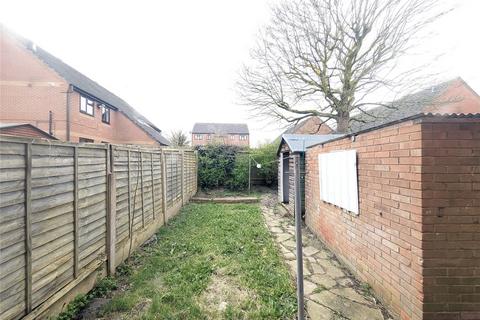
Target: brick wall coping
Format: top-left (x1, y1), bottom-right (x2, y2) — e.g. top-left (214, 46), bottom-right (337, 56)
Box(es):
top-left (307, 113), bottom-right (480, 149)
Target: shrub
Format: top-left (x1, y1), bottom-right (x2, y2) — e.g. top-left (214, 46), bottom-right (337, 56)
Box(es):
top-left (226, 153), bottom-right (249, 190)
top-left (251, 141), bottom-right (278, 186)
top-left (196, 144), bottom-right (247, 190)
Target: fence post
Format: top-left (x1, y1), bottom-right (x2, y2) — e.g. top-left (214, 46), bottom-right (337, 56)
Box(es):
top-left (161, 149), bottom-right (167, 224)
top-left (181, 150), bottom-right (185, 205)
top-left (73, 145), bottom-right (79, 278)
top-left (106, 145), bottom-right (116, 275)
top-left (140, 151), bottom-right (145, 228)
top-left (195, 150), bottom-right (198, 194)
top-left (127, 150), bottom-right (132, 239)
top-left (25, 142), bottom-right (32, 313)
top-left (150, 153), bottom-right (155, 219)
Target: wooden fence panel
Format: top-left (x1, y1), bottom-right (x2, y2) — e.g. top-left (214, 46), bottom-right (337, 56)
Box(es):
top-left (165, 151), bottom-right (182, 207)
top-left (77, 146), bottom-right (107, 271)
top-left (0, 141), bottom-right (27, 320)
top-left (0, 139), bottom-right (197, 320)
top-left (30, 144), bottom-right (75, 310)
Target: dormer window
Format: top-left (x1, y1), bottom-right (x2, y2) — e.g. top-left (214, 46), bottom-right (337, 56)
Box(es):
top-left (80, 95), bottom-right (94, 116)
top-left (101, 105), bottom-right (110, 124)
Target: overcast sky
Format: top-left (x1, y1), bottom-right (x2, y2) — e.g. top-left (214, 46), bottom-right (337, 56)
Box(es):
top-left (1, 0), bottom-right (479, 146)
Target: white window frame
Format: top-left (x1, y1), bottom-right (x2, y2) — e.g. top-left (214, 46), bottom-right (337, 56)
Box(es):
top-left (239, 134), bottom-right (248, 141)
top-left (194, 134), bottom-right (203, 140)
top-left (230, 134), bottom-right (236, 140)
top-left (318, 150), bottom-right (359, 214)
top-left (80, 95), bottom-right (94, 116)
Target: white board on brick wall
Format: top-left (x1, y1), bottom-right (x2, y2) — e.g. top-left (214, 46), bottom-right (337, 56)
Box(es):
top-left (318, 150), bottom-right (359, 214)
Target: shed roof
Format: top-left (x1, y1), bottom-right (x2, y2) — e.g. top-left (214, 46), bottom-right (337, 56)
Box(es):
top-left (192, 123), bottom-right (249, 134)
top-left (277, 134), bottom-right (344, 155)
top-left (9, 29), bottom-right (169, 145)
top-left (0, 123), bottom-right (58, 140)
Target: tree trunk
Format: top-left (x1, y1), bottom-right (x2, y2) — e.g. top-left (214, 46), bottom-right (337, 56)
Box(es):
top-left (336, 114), bottom-right (350, 133)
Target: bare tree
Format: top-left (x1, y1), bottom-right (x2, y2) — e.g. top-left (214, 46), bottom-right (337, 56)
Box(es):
top-left (168, 130), bottom-right (190, 147)
top-left (238, 0), bottom-right (451, 132)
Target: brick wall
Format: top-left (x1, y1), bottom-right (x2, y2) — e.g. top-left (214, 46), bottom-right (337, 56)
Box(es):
top-left (68, 91), bottom-right (158, 145)
top-left (421, 120), bottom-right (480, 320)
top-left (191, 133), bottom-right (250, 147)
top-left (305, 117), bottom-right (480, 320)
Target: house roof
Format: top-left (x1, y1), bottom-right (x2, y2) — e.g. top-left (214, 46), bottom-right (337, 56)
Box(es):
top-left (348, 78), bottom-right (473, 133)
top-left (0, 123), bottom-right (58, 140)
top-left (10, 29), bottom-right (170, 146)
top-left (277, 134), bottom-right (344, 155)
top-left (283, 116), bottom-right (331, 134)
top-left (192, 123), bottom-right (249, 134)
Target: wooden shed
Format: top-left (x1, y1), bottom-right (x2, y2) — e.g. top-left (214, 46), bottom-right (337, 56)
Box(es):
top-left (277, 134), bottom-right (342, 216)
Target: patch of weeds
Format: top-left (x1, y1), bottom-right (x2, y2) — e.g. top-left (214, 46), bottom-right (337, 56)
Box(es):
top-left (56, 294), bottom-right (89, 320)
top-left (313, 284), bottom-right (328, 294)
top-left (359, 282), bottom-right (373, 295)
top-left (116, 263), bottom-right (134, 277)
top-left (55, 277), bottom-right (117, 320)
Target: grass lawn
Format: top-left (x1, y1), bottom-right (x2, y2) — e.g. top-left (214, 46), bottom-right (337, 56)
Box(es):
top-left (101, 202), bottom-right (296, 319)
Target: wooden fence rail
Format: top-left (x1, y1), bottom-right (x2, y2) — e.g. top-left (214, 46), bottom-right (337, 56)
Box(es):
top-left (0, 137), bottom-right (197, 320)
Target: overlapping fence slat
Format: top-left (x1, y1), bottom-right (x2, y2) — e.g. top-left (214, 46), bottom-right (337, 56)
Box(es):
top-left (0, 137), bottom-right (197, 320)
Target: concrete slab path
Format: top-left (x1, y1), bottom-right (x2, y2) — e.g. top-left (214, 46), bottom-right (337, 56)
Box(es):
top-left (260, 194), bottom-right (392, 320)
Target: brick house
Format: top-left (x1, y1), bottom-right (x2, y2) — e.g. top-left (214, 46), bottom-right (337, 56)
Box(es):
top-left (191, 123), bottom-right (249, 147)
top-left (283, 116), bottom-right (333, 135)
top-left (0, 27), bottom-right (169, 145)
top-left (305, 113), bottom-right (480, 320)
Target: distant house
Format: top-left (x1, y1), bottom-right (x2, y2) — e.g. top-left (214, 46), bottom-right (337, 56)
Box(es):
top-left (191, 123), bottom-right (249, 147)
top-left (0, 123), bottom-right (57, 140)
top-left (283, 116), bottom-right (332, 135)
top-left (0, 27), bottom-right (169, 146)
top-left (349, 77), bottom-right (480, 132)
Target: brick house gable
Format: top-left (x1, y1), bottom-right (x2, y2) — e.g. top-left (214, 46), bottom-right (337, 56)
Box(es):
top-left (0, 27), bottom-right (169, 145)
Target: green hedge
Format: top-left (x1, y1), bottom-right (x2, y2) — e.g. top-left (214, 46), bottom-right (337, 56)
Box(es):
top-left (195, 141), bottom-right (278, 191)
top-left (196, 144), bottom-right (248, 190)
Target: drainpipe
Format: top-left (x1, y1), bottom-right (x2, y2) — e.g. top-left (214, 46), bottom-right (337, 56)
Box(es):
top-left (66, 84), bottom-right (73, 141)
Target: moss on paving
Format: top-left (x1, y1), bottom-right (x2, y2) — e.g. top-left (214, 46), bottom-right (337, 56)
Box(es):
top-left (101, 202), bottom-right (296, 319)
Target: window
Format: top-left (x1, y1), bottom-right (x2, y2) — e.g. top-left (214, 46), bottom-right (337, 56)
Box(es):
top-left (101, 105), bottom-right (110, 124)
top-left (194, 134), bottom-right (203, 140)
top-left (239, 134), bottom-right (248, 141)
top-left (79, 137), bottom-right (94, 143)
top-left (318, 150), bottom-right (359, 214)
top-left (230, 134), bottom-right (236, 140)
top-left (80, 95), bottom-right (94, 116)
top-left (206, 134), bottom-right (211, 140)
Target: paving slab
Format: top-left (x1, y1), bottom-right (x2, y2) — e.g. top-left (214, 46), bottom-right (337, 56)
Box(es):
top-left (260, 193), bottom-right (388, 320)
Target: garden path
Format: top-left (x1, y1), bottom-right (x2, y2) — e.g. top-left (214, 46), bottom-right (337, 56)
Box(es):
top-left (260, 193), bottom-right (391, 320)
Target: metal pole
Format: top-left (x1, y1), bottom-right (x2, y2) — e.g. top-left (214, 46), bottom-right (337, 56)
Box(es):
top-left (248, 155), bottom-right (252, 194)
top-left (294, 153), bottom-right (305, 320)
